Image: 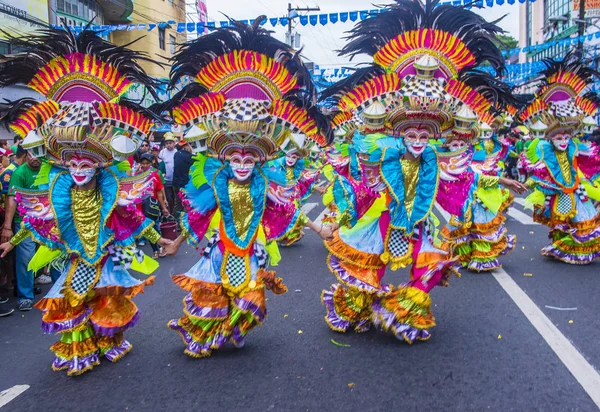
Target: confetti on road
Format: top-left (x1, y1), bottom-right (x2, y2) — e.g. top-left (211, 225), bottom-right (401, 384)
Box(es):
top-left (298, 330), bottom-right (303, 334)
top-left (498, 334), bottom-right (503, 339)
top-left (331, 339), bottom-right (351, 347)
top-left (544, 306), bottom-right (578, 311)
top-left (347, 383), bottom-right (355, 388)
top-left (524, 273), bottom-right (533, 277)
top-left (283, 314), bottom-right (288, 318)
top-left (569, 320), bottom-right (574, 324)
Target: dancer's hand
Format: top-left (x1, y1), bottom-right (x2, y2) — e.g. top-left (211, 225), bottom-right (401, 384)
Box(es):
top-left (0, 241), bottom-right (15, 258)
top-left (499, 177), bottom-right (528, 194)
top-left (318, 225), bottom-right (334, 240)
top-left (1, 227), bottom-right (13, 244)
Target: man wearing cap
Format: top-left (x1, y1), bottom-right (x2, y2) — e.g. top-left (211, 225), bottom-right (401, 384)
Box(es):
top-left (159, 132), bottom-right (177, 215)
top-left (172, 140), bottom-right (194, 216)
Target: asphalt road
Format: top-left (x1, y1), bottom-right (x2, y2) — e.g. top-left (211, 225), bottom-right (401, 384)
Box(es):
top-left (1, 194), bottom-right (599, 412)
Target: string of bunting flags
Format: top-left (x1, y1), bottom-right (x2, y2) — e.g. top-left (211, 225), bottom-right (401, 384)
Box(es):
top-left (51, 0), bottom-right (537, 34)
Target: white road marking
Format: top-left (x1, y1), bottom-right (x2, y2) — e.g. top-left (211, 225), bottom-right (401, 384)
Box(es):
top-left (301, 202), bottom-right (318, 215)
top-left (545, 305), bottom-right (578, 311)
top-left (507, 207), bottom-right (538, 225)
top-left (492, 269), bottom-right (600, 409)
top-left (434, 203), bottom-right (452, 224)
top-left (0, 385), bottom-right (29, 409)
top-left (513, 197), bottom-right (527, 207)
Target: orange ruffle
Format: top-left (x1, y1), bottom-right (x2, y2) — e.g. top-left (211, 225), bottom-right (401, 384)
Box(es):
top-left (378, 286), bottom-right (435, 330)
top-left (325, 232), bottom-right (384, 269)
top-left (94, 276), bottom-right (155, 298)
top-left (470, 238), bottom-right (510, 259)
top-left (535, 209), bottom-right (600, 235)
top-left (172, 275), bottom-right (225, 294)
top-left (257, 269), bottom-right (287, 295)
top-left (333, 286), bottom-right (373, 321)
top-left (552, 239), bottom-right (600, 254)
top-left (50, 337), bottom-right (98, 360)
top-left (88, 296), bottom-right (137, 329)
top-left (96, 333), bottom-right (124, 351)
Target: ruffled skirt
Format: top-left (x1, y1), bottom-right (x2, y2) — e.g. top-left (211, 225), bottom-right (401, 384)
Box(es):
top-left (35, 256), bottom-right (153, 376)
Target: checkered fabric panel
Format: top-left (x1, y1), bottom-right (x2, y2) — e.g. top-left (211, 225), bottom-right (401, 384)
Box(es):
top-left (222, 100), bottom-right (270, 122)
top-left (203, 233), bottom-right (220, 258)
top-left (400, 77), bottom-right (447, 100)
top-left (254, 243), bottom-right (268, 268)
top-left (557, 193), bottom-right (574, 215)
top-left (109, 246), bottom-right (143, 271)
top-left (69, 261), bottom-right (98, 295)
top-left (225, 254), bottom-right (247, 287)
top-left (388, 229), bottom-right (410, 257)
top-left (551, 101), bottom-right (582, 118)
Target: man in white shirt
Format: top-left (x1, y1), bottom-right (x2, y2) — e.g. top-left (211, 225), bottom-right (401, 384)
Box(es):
top-left (159, 132), bottom-right (177, 214)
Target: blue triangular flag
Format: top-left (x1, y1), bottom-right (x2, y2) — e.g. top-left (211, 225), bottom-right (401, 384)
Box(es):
top-left (319, 14), bottom-right (328, 25)
top-left (329, 13), bottom-right (338, 24)
top-left (340, 12), bottom-right (348, 22)
top-left (310, 15), bottom-right (318, 26)
top-left (300, 15), bottom-right (308, 26)
top-left (349, 11), bottom-right (358, 21)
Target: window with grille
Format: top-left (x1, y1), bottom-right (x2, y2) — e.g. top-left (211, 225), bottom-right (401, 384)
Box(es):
top-left (159, 28), bottom-right (166, 50)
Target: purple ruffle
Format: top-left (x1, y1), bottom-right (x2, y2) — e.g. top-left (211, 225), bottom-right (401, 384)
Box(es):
top-left (541, 245), bottom-right (600, 265)
top-left (53, 353), bottom-right (100, 376)
top-left (329, 255), bottom-right (390, 295)
top-left (470, 226), bottom-right (507, 243)
top-left (548, 222), bottom-right (600, 243)
top-left (91, 311), bottom-right (140, 337)
top-left (231, 325), bottom-right (245, 348)
top-left (104, 339), bottom-right (132, 362)
top-left (371, 300), bottom-right (431, 344)
top-left (322, 286), bottom-right (351, 332)
top-left (41, 307), bottom-right (93, 335)
top-left (184, 294), bottom-right (229, 319)
top-left (467, 259), bottom-right (501, 272)
top-left (500, 234), bottom-right (516, 256)
top-left (233, 296), bottom-right (266, 322)
top-left (168, 319), bottom-right (228, 357)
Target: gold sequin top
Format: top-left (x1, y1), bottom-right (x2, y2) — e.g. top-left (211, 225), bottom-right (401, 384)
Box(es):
top-left (483, 139), bottom-right (495, 156)
top-left (285, 166), bottom-right (295, 183)
top-left (10, 228), bottom-right (30, 246)
top-left (554, 149), bottom-right (572, 185)
top-left (71, 187), bottom-right (102, 258)
top-left (478, 174), bottom-right (500, 190)
top-left (401, 158), bottom-right (420, 217)
top-left (228, 181), bottom-right (255, 239)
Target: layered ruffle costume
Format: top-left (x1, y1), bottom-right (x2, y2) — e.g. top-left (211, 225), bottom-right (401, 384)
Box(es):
top-left (162, 19), bottom-right (330, 357)
top-left (317, 0), bottom-right (507, 343)
top-left (518, 52), bottom-right (600, 265)
top-left (436, 74), bottom-right (522, 272)
top-left (0, 28), bottom-right (164, 375)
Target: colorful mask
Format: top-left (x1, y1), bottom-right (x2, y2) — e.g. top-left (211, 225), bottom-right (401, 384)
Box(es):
top-left (404, 129), bottom-right (429, 157)
top-left (230, 152), bottom-right (256, 182)
top-left (68, 156), bottom-right (97, 186)
top-left (285, 152), bottom-right (299, 167)
top-left (551, 134), bottom-right (570, 152)
top-left (448, 140), bottom-right (467, 152)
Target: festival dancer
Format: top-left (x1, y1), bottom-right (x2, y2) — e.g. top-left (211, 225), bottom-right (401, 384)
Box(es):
top-left (0, 28), bottom-right (176, 375)
top-left (162, 18), bottom-right (332, 358)
top-left (519, 52), bottom-right (600, 264)
top-left (319, 0), bottom-right (509, 342)
top-left (437, 73), bottom-right (527, 272)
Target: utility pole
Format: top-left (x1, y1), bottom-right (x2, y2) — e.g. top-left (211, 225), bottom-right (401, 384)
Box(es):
top-left (286, 3), bottom-right (320, 47)
top-left (577, 0), bottom-right (586, 51)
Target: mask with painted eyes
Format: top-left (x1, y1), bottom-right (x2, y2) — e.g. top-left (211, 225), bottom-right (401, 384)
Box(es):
top-left (229, 152), bottom-right (256, 181)
top-left (362, 163), bottom-right (386, 191)
top-left (480, 131), bottom-right (493, 140)
top-left (403, 130), bottom-right (429, 157)
top-left (448, 140), bottom-right (467, 152)
top-left (68, 156), bottom-right (97, 186)
top-left (285, 153), bottom-right (299, 167)
top-left (551, 134), bottom-right (570, 152)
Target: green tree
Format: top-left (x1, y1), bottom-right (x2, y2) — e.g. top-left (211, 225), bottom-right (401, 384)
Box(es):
top-left (495, 34), bottom-right (519, 51)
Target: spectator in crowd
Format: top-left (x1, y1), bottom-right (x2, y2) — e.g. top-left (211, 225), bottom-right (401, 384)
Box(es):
top-left (11, 135), bottom-right (23, 154)
top-left (0, 147), bottom-right (25, 298)
top-left (173, 140), bottom-right (194, 216)
top-left (151, 144), bottom-right (166, 175)
top-left (135, 153), bottom-right (169, 258)
top-left (159, 132), bottom-right (177, 215)
top-left (1, 150), bottom-right (45, 311)
top-left (0, 140), bottom-right (10, 167)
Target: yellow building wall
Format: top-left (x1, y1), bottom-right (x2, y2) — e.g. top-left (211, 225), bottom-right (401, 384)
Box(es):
top-left (110, 0), bottom-right (186, 78)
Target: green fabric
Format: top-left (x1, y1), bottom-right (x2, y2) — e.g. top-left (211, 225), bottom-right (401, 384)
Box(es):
top-left (9, 163), bottom-right (39, 226)
top-left (190, 154), bottom-right (208, 188)
top-left (60, 326), bottom-right (95, 344)
top-left (524, 189), bottom-right (545, 210)
top-left (115, 160), bottom-right (131, 172)
top-left (526, 138), bottom-right (541, 163)
top-left (130, 253), bottom-right (159, 274)
top-left (28, 246), bottom-right (62, 272)
top-left (476, 187), bottom-right (506, 214)
top-left (33, 160), bottom-right (52, 187)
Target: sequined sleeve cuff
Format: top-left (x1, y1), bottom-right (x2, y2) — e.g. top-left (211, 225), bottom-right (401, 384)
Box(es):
top-left (10, 228), bottom-right (30, 246)
top-left (145, 227), bottom-right (162, 244)
top-left (524, 178), bottom-right (536, 189)
top-left (478, 174), bottom-right (500, 189)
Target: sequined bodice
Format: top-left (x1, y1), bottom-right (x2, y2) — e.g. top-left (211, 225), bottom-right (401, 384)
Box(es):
top-left (401, 158), bottom-right (420, 217)
top-left (71, 187), bottom-right (102, 258)
top-left (228, 181), bottom-right (254, 238)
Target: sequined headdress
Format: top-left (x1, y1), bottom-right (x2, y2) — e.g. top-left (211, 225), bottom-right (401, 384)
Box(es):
top-left (518, 51), bottom-right (599, 139)
top-left (0, 28), bottom-right (159, 165)
top-left (165, 18), bottom-right (330, 162)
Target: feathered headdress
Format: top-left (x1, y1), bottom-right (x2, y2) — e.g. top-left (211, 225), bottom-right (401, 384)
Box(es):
top-left (165, 17), bottom-right (329, 161)
top-left (336, 0), bottom-right (506, 138)
top-left (0, 27), bottom-right (158, 164)
top-left (519, 51), bottom-right (598, 138)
